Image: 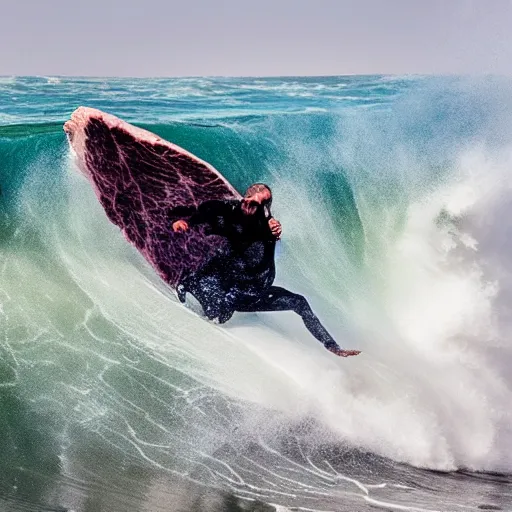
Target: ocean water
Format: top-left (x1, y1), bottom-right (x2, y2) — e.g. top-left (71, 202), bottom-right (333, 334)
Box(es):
top-left (0, 75), bottom-right (512, 511)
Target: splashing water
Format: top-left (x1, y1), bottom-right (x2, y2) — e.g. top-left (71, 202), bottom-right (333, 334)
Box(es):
top-left (1, 75), bottom-right (512, 511)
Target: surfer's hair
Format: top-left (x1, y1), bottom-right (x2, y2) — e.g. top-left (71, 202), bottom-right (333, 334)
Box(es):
top-left (244, 183), bottom-right (272, 198)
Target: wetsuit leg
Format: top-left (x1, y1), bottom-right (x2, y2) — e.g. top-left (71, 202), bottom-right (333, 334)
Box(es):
top-left (236, 286), bottom-right (339, 350)
top-left (177, 270), bottom-right (235, 323)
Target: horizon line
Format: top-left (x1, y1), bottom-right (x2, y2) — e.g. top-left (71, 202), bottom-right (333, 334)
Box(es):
top-left (0, 72), bottom-right (464, 80)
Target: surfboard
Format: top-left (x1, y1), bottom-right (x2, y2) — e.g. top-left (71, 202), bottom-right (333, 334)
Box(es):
top-left (64, 107), bottom-right (241, 288)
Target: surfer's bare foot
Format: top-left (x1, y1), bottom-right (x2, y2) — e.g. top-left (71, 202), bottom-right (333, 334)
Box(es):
top-left (327, 347), bottom-right (361, 357)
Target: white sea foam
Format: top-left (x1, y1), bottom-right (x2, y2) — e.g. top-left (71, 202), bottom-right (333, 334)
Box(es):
top-left (55, 135), bottom-right (512, 473)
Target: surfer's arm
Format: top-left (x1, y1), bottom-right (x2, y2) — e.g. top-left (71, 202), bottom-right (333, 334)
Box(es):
top-left (171, 200), bottom-right (234, 232)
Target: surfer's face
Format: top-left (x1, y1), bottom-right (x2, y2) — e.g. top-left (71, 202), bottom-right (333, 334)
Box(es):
top-left (242, 189), bottom-right (272, 217)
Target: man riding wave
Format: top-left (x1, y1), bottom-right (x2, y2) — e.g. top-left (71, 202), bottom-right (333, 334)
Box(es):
top-left (172, 183), bottom-right (360, 358)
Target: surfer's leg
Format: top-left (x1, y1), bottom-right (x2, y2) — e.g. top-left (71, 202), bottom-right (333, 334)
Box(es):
top-left (179, 271), bottom-right (235, 323)
top-left (237, 287), bottom-right (359, 356)
top-left (237, 287), bottom-right (336, 345)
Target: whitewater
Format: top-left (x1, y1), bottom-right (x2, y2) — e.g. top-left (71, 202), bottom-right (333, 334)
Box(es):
top-left (0, 75), bottom-right (511, 511)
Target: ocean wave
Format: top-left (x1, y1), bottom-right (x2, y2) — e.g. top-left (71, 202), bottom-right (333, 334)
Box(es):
top-left (2, 75), bottom-right (512, 510)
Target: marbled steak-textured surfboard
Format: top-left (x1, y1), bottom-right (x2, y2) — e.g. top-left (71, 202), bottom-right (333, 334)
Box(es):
top-left (64, 107), bottom-right (241, 288)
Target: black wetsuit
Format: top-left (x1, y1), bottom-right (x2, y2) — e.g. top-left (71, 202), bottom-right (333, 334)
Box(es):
top-left (175, 199), bottom-right (341, 351)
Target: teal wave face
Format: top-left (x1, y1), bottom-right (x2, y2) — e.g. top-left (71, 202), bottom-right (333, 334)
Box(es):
top-left (2, 76), bottom-right (512, 511)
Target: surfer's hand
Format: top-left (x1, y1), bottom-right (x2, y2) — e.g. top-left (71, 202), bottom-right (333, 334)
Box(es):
top-left (327, 347), bottom-right (361, 358)
top-left (269, 218), bottom-right (282, 239)
top-left (172, 220), bottom-right (189, 232)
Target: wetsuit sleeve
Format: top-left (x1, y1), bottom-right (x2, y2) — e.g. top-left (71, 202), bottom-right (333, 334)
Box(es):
top-left (172, 200), bottom-right (234, 227)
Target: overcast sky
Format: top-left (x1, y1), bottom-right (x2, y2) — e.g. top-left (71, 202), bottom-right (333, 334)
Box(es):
top-left (2, 0), bottom-right (512, 77)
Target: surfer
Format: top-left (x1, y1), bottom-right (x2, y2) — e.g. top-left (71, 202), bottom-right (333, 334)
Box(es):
top-left (172, 184), bottom-right (360, 358)
top-left (63, 108), bottom-right (359, 358)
